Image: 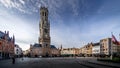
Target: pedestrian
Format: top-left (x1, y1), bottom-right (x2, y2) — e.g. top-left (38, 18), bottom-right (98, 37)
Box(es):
top-left (12, 56), bottom-right (15, 64)
top-left (22, 57), bottom-right (24, 60)
top-left (21, 55), bottom-right (24, 60)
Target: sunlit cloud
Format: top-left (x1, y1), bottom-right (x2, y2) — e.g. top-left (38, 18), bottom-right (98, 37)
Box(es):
top-left (0, 0), bottom-right (120, 50)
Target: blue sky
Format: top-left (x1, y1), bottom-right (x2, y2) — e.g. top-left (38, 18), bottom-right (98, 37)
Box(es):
top-left (0, 0), bottom-right (120, 50)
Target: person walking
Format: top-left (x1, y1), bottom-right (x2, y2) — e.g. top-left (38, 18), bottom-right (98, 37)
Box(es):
top-left (12, 56), bottom-right (15, 64)
top-left (22, 57), bottom-right (24, 60)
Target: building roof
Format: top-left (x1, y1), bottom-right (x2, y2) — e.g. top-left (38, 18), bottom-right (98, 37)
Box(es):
top-left (0, 31), bottom-right (5, 38)
top-left (40, 7), bottom-right (48, 11)
top-left (33, 43), bottom-right (42, 47)
top-left (0, 31), bottom-right (11, 41)
top-left (31, 43), bottom-right (57, 49)
top-left (100, 37), bottom-right (111, 41)
top-left (50, 45), bottom-right (57, 49)
top-left (93, 43), bottom-right (100, 46)
top-left (15, 44), bottom-right (19, 47)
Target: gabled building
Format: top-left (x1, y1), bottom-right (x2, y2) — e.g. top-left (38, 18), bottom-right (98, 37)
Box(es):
top-left (112, 43), bottom-right (120, 54)
top-left (60, 47), bottom-right (79, 57)
top-left (23, 49), bottom-right (30, 57)
top-left (100, 38), bottom-right (111, 57)
top-left (92, 42), bottom-right (100, 57)
top-left (30, 43), bottom-right (60, 57)
top-left (51, 45), bottom-right (60, 57)
top-left (14, 44), bottom-right (22, 57)
top-left (0, 31), bottom-right (15, 59)
top-left (30, 43), bottom-right (42, 57)
top-left (85, 43), bottom-right (93, 57)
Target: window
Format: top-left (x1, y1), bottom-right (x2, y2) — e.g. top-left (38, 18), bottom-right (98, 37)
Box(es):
top-left (45, 12), bottom-right (46, 16)
top-left (46, 44), bottom-right (48, 47)
top-left (45, 29), bottom-right (48, 33)
top-left (42, 12), bottom-right (44, 16)
top-left (106, 49), bottom-right (107, 51)
top-left (103, 43), bottom-right (104, 45)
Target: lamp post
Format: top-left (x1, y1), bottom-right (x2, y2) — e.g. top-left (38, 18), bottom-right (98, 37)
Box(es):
top-left (111, 32), bottom-right (113, 60)
top-left (110, 40), bottom-right (113, 60)
top-left (0, 41), bottom-right (2, 59)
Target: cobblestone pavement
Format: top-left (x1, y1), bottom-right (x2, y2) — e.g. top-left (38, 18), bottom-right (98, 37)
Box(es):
top-left (0, 57), bottom-right (120, 68)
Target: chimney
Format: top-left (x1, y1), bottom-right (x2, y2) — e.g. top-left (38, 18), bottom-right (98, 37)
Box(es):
top-left (5, 31), bottom-right (6, 34)
top-left (7, 31), bottom-right (9, 36)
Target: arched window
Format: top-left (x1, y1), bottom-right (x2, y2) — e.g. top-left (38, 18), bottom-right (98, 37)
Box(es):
top-left (45, 12), bottom-right (46, 16)
top-left (40, 29), bottom-right (41, 33)
top-left (42, 12), bottom-right (44, 16)
top-left (45, 29), bottom-right (47, 33)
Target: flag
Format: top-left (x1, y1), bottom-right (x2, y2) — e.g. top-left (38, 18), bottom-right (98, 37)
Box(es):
top-left (112, 34), bottom-right (120, 45)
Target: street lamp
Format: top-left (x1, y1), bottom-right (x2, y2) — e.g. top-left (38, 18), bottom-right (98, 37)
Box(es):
top-left (0, 41), bottom-right (2, 59)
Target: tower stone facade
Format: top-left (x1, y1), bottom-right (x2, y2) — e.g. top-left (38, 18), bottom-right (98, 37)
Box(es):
top-left (39, 7), bottom-right (51, 57)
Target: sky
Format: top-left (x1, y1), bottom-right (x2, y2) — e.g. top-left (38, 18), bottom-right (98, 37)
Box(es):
top-left (0, 0), bottom-right (120, 50)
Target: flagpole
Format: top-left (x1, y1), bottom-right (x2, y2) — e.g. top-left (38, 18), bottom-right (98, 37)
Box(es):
top-left (111, 32), bottom-right (113, 60)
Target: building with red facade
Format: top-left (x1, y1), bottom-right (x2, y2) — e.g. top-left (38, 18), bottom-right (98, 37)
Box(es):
top-left (0, 31), bottom-right (15, 59)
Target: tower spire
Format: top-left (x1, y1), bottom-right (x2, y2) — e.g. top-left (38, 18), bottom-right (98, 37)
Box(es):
top-left (13, 34), bottom-right (15, 44)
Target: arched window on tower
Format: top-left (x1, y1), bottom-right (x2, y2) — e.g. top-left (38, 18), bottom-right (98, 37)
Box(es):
top-left (42, 12), bottom-right (44, 16)
top-left (43, 21), bottom-right (44, 25)
top-left (45, 29), bottom-right (48, 33)
top-left (45, 12), bottom-right (46, 16)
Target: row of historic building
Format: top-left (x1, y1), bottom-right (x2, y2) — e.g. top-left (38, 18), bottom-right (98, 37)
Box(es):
top-left (0, 31), bottom-right (23, 59)
top-left (60, 38), bottom-right (120, 57)
top-left (26, 37), bottom-right (120, 57)
top-left (79, 38), bottom-right (120, 57)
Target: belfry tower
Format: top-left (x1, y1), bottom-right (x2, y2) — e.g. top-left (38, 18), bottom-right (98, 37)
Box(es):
top-left (39, 7), bottom-right (51, 57)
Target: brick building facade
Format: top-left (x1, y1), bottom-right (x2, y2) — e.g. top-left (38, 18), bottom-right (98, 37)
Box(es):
top-left (0, 31), bottom-right (15, 59)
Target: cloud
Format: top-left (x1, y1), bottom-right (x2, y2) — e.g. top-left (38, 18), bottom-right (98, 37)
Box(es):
top-left (97, 0), bottom-right (120, 15)
top-left (68, 0), bottom-right (80, 16)
top-left (0, 0), bottom-right (28, 13)
top-left (19, 0), bottom-right (25, 5)
top-left (0, 8), bottom-right (38, 50)
top-left (1, 0), bottom-right (120, 50)
top-left (0, 0), bottom-right (12, 8)
top-left (16, 43), bottom-right (30, 50)
top-left (79, 16), bottom-right (120, 43)
top-left (0, 0), bottom-right (82, 21)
